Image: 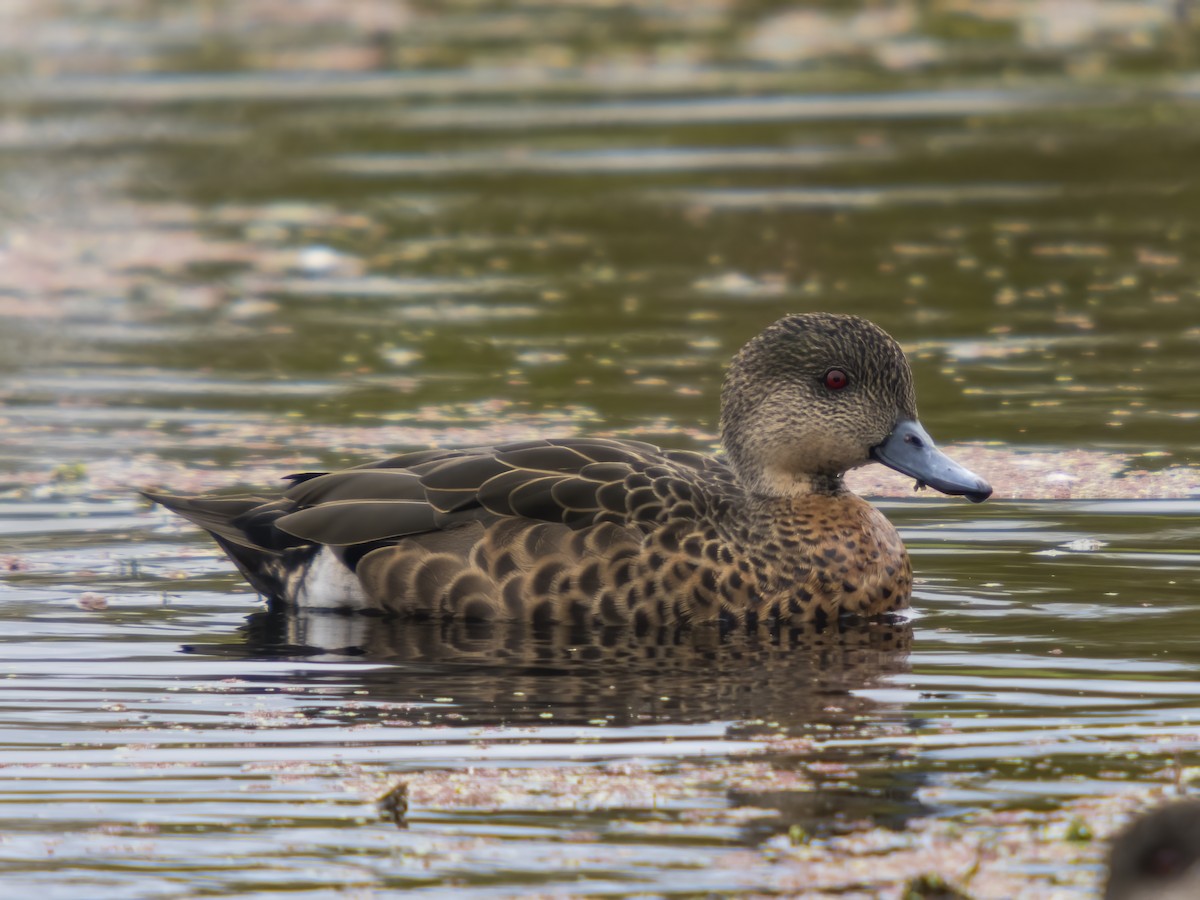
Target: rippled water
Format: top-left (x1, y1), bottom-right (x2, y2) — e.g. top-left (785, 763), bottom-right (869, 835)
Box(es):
top-left (1, 2), bottom-right (1199, 897)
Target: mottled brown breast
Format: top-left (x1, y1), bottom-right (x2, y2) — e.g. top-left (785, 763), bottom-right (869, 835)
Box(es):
top-left (726, 492), bottom-right (913, 623)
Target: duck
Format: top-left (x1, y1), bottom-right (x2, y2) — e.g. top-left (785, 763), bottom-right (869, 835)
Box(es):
top-left (144, 313), bottom-right (991, 628)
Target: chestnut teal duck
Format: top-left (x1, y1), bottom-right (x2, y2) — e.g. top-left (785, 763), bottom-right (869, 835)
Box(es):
top-left (144, 313), bottom-right (991, 627)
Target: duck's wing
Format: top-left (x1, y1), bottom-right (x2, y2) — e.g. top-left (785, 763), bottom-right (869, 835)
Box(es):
top-left (270, 437), bottom-right (726, 546)
top-left (145, 438), bottom-right (730, 551)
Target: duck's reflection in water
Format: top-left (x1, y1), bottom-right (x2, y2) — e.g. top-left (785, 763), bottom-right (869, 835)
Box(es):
top-left (243, 609), bottom-right (902, 715)
top-left (241, 608), bottom-right (912, 728)
top-left (233, 608), bottom-right (925, 835)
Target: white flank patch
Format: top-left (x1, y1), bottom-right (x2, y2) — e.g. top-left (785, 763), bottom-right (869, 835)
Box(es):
top-left (291, 547), bottom-right (373, 611)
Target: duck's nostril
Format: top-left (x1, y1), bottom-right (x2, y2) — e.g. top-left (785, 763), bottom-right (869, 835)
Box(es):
top-left (904, 433), bottom-right (924, 448)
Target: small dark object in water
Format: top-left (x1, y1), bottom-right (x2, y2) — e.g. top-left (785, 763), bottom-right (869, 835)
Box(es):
top-left (376, 779), bottom-right (408, 828)
top-left (900, 873), bottom-right (972, 899)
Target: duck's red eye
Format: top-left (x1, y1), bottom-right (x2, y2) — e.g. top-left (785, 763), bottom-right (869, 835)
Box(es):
top-left (823, 368), bottom-right (849, 391)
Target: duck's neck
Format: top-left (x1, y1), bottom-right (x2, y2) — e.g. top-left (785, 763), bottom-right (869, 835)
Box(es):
top-left (719, 436), bottom-right (849, 499)
top-left (744, 467), bottom-right (847, 500)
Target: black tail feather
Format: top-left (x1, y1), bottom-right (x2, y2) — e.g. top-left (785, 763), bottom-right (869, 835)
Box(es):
top-left (141, 492), bottom-right (268, 547)
top-left (142, 491), bottom-right (311, 600)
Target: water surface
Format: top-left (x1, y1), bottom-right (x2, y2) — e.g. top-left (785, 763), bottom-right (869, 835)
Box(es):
top-left (1, 3), bottom-right (1198, 897)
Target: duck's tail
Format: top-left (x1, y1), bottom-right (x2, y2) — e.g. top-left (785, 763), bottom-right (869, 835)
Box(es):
top-left (141, 491), bottom-right (267, 547)
top-left (141, 491), bottom-right (306, 600)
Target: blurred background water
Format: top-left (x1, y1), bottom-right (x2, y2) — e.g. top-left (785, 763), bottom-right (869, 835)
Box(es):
top-left (0, 2), bottom-right (1199, 897)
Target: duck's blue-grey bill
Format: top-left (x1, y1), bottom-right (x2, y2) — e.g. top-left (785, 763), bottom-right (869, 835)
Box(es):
top-left (870, 419), bottom-right (992, 503)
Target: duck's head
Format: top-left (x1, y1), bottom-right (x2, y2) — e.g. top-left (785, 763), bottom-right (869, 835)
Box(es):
top-left (720, 313), bottom-right (991, 502)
